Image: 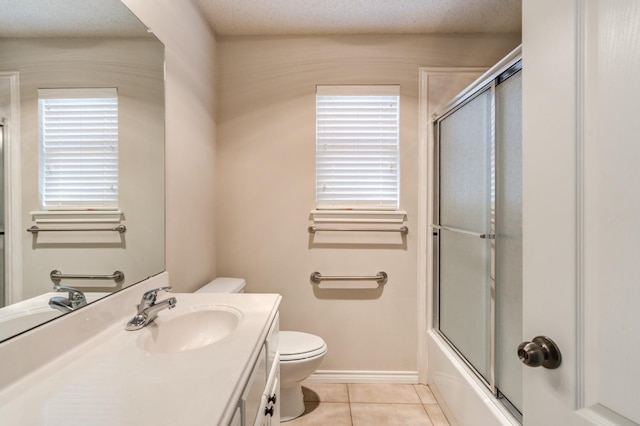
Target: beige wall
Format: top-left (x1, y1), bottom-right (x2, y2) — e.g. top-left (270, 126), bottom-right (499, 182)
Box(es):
top-left (0, 38), bottom-right (164, 299)
top-left (123, 0), bottom-right (218, 291)
top-left (217, 34), bottom-right (520, 373)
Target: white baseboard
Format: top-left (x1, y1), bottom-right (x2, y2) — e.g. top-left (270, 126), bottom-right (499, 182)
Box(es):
top-left (306, 370), bottom-right (419, 384)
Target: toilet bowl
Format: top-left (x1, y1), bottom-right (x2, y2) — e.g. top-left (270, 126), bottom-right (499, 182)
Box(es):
top-left (278, 331), bottom-right (327, 421)
top-left (195, 277), bottom-right (327, 422)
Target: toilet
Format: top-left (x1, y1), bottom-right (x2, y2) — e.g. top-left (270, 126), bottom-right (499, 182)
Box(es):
top-left (195, 277), bottom-right (327, 422)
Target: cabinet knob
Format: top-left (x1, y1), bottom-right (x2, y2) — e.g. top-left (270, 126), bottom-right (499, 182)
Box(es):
top-left (264, 406), bottom-right (274, 417)
top-left (268, 394), bottom-right (277, 404)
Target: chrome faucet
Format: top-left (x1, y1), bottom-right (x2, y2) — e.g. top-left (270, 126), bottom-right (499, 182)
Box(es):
top-left (125, 286), bottom-right (176, 331)
top-left (49, 286), bottom-right (87, 313)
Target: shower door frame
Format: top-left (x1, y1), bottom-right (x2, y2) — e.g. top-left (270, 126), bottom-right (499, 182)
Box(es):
top-left (417, 66), bottom-right (489, 388)
top-left (430, 51), bottom-right (522, 419)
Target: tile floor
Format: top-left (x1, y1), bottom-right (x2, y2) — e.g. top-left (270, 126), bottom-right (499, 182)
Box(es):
top-left (285, 383), bottom-right (450, 426)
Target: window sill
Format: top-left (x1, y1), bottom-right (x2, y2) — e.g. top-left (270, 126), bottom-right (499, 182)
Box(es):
top-left (30, 210), bottom-right (123, 224)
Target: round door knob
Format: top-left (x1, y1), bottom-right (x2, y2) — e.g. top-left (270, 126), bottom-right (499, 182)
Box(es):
top-left (517, 336), bottom-right (562, 369)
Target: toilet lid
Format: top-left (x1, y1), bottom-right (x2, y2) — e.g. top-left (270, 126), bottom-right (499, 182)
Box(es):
top-left (195, 277), bottom-right (246, 294)
top-left (279, 331), bottom-right (327, 361)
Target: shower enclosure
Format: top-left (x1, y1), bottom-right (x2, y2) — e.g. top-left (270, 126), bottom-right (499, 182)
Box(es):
top-left (432, 55), bottom-right (522, 418)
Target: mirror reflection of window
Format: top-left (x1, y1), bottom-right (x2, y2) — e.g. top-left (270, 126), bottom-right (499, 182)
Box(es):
top-left (0, 0), bottom-right (165, 344)
top-left (38, 88), bottom-right (119, 210)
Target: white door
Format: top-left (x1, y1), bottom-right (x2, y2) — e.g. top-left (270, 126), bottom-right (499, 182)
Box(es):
top-left (523, 1), bottom-right (640, 425)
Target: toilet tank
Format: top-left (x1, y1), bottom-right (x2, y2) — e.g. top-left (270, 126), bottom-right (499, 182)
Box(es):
top-left (195, 277), bottom-right (246, 294)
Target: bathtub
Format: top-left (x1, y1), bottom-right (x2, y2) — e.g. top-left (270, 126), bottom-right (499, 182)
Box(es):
top-left (427, 330), bottom-right (520, 426)
top-left (0, 292), bottom-right (108, 342)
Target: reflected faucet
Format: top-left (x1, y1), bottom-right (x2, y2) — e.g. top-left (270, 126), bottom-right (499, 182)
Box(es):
top-left (125, 286), bottom-right (176, 331)
top-left (49, 286), bottom-right (87, 313)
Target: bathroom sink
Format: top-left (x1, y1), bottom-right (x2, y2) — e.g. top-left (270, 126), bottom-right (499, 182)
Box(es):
top-left (137, 305), bottom-right (242, 354)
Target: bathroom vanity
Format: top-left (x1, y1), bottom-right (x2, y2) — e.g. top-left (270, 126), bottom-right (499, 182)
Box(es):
top-left (0, 273), bottom-right (281, 425)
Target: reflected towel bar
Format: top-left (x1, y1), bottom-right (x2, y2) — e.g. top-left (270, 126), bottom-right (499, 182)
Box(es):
top-left (50, 270), bottom-right (125, 285)
top-left (308, 225), bottom-right (408, 235)
top-left (310, 271), bottom-right (388, 285)
top-left (431, 224), bottom-right (494, 239)
top-left (27, 225), bottom-right (126, 234)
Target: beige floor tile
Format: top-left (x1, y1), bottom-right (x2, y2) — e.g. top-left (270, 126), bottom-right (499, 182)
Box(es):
top-left (424, 404), bottom-right (450, 426)
top-left (414, 384), bottom-right (437, 404)
top-left (348, 383), bottom-right (422, 404)
top-left (302, 382), bottom-right (349, 402)
top-left (285, 402), bottom-right (352, 426)
top-left (351, 403), bottom-right (433, 426)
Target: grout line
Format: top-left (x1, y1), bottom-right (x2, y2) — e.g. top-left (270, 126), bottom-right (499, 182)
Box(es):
top-left (349, 402), bottom-right (433, 405)
top-left (424, 407), bottom-right (435, 426)
top-left (420, 401), bottom-right (431, 419)
top-left (412, 383), bottom-right (423, 404)
top-left (347, 383), bottom-right (354, 425)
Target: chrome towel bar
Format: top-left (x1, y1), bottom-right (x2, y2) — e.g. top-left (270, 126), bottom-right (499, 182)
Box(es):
top-left (28, 225), bottom-right (126, 234)
top-left (308, 225), bottom-right (408, 235)
top-left (431, 225), bottom-right (494, 239)
top-left (310, 271), bottom-right (388, 285)
top-left (50, 270), bottom-right (125, 285)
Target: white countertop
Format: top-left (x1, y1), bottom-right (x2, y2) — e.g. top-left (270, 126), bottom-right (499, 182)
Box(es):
top-left (0, 292), bottom-right (281, 425)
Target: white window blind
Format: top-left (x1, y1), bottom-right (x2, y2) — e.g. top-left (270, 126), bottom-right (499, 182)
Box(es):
top-left (38, 88), bottom-right (118, 209)
top-left (316, 85), bottom-right (400, 210)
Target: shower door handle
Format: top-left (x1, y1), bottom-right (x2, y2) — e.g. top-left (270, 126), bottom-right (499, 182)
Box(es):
top-left (517, 336), bottom-right (562, 369)
top-left (431, 225), bottom-right (494, 239)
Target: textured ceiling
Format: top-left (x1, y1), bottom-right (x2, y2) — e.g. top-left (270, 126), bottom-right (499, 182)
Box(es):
top-left (195, 0), bottom-right (522, 36)
top-left (0, 0), bottom-right (150, 38)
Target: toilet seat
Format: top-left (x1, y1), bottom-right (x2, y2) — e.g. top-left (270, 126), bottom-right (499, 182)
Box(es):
top-left (279, 331), bottom-right (327, 362)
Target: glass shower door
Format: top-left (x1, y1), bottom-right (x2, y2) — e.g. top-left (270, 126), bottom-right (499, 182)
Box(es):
top-left (436, 87), bottom-right (493, 382)
top-left (495, 68), bottom-right (522, 413)
top-left (434, 61), bottom-right (523, 417)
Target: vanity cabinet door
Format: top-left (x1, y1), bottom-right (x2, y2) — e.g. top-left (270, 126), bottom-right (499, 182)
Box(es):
top-left (237, 314), bottom-right (280, 426)
top-left (265, 314), bottom-right (279, 368)
top-left (255, 315), bottom-right (280, 426)
top-left (254, 354), bottom-right (280, 426)
top-left (266, 355), bottom-right (280, 425)
top-left (229, 406), bottom-right (242, 426)
top-left (256, 394), bottom-right (270, 426)
top-left (265, 314), bottom-right (280, 425)
top-left (241, 345), bottom-right (267, 426)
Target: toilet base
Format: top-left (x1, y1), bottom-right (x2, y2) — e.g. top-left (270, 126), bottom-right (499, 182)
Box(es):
top-left (280, 384), bottom-right (305, 422)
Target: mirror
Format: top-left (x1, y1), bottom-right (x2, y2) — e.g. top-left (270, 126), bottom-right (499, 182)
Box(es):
top-left (0, 0), bottom-right (165, 342)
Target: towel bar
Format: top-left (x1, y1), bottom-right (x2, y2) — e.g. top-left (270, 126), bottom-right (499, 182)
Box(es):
top-left (308, 225), bottom-right (408, 235)
top-left (28, 225), bottom-right (126, 234)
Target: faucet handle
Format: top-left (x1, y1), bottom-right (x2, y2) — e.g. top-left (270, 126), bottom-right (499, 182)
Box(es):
top-left (53, 285), bottom-right (83, 298)
top-left (141, 286), bottom-right (173, 304)
top-left (53, 285), bottom-right (87, 308)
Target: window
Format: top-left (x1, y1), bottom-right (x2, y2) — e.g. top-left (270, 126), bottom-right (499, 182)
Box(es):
top-left (38, 88), bottom-right (118, 209)
top-left (316, 85), bottom-right (400, 210)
